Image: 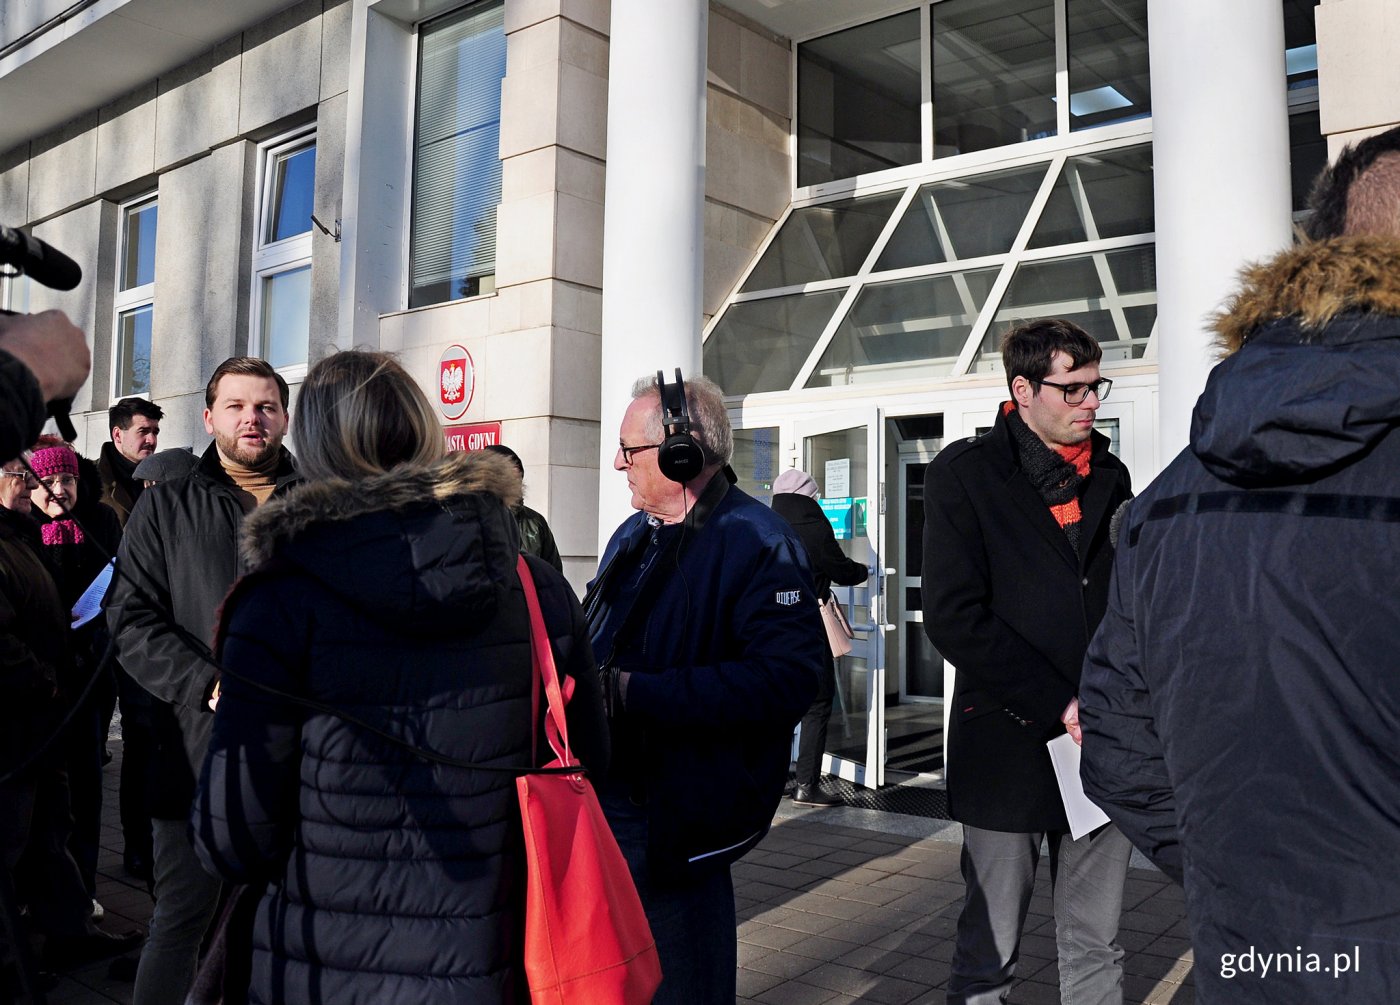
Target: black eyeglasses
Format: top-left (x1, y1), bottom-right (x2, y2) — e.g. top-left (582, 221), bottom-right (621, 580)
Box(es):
top-left (618, 442), bottom-right (663, 465)
top-left (1032, 377), bottom-right (1113, 405)
top-left (0, 471), bottom-right (38, 486)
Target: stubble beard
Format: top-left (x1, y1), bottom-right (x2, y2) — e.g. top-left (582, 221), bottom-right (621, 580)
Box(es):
top-left (215, 429), bottom-right (281, 468)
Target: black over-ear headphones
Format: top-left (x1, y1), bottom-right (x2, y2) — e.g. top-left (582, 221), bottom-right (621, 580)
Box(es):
top-left (656, 368), bottom-right (706, 483)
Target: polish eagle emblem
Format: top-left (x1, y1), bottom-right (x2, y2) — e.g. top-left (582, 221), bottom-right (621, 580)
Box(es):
top-left (441, 362), bottom-right (465, 403)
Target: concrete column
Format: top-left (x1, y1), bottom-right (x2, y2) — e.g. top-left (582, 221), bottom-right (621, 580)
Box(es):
top-left (1149, 0), bottom-right (1293, 461)
top-left (596, 0), bottom-right (708, 550)
top-left (337, 0), bottom-right (414, 352)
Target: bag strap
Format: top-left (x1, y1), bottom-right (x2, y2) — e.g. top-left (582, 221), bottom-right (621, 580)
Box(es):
top-left (517, 554), bottom-right (575, 768)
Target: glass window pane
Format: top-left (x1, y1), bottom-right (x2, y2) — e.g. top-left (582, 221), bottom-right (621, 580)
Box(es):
top-left (261, 265), bottom-right (311, 369)
top-left (1027, 145), bottom-right (1155, 248)
top-left (797, 11), bottom-right (922, 188)
top-left (732, 427), bottom-right (779, 503)
top-left (411, 1), bottom-right (506, 308)
top-left (116, 304), bottom-right (153, 396)
top-left (970, 245), bottom-right (1156, 371)
top-left (268, 144), bottom-right (316, 243)
top-left (806, 269), bottom-right (1000, 387)
top-left (1289, 109), bottom-right (1326, 214)
top-left (933, 0), bottom-right (1056, 158)
top-left (121, 202), bottom-right (158, 290)
top-left (741, 193), bottom-right (902, 292)
top-left (1067, 0), bottom-right (1151, 132)
top-left (877, 164), bottom-right (1048, 270)
top-left (703, 290), bottom-right (845, 395)
top-left (1284, 0), bottom-right (1320, 90)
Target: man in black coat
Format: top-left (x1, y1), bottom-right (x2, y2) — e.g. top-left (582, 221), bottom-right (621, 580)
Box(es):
top-left (1080, 125), bottom-right (1400, 1004)
top-left (98, 396), bottom-right (163, 527)
top-left (922, 319), bottom-right (1133, 1005)
top-left (108, 357), bottom-right (298, 1005)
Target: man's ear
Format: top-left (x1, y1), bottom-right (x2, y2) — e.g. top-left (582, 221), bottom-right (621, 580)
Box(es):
top-left (1011, 375), bottom-right (1034, 410)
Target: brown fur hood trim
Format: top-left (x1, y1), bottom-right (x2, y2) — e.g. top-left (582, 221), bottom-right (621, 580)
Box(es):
top-left (1213, 236), bottom-right (1400, 355)
top-left (241, 449), bottom-right (522, 568)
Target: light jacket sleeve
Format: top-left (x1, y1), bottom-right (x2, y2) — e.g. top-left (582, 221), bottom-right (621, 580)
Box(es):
top-left (106, 489), bottom-right (217, 713)
top-left (192, 580), bottom-right (304, 882)
top-left (624, 531), bottom-right (822, 730)
top-left (920, 458), bottom-right (1077, 727)
top-left (1079, 515), bottom-right (1183, 883)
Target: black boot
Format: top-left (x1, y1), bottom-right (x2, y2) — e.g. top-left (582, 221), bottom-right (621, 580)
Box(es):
top-left (791, 784), bottom-right (841, 808)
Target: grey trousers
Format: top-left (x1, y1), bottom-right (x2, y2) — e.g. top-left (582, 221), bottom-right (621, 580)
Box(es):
top-left (946, 823), bottom-right (1132, 1005)
top-left (133, 817), bottom-right (222, 1005)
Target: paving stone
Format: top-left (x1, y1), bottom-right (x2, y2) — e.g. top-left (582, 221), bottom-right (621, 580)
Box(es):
top-left (744, 947), bottom-right (827, 980)
top-left (1007, 976), bottom-right (1065, 1004)
top-left (785, 932), bottom-right (863, 961)
top-left (882, 952), bottom-right (952, 986)
top-left (834, 943), bottom-right (911, 974)
top-left (753, 978), bottom-right (843, 1005)
top-left (771, 910), bottom-right (844, 936)
top-left (740, 923), bottom-right (812, 952)
top-left (737, 966), bottom-right (785, 998)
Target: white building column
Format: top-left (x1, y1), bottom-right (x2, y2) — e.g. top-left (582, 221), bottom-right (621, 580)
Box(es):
top-left (596, 0), bottom-right (708, 550)
top-left (1149, 0), bottom-right (1294, 461)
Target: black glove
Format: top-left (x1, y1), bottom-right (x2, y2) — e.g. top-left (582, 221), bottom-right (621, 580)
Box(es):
top-left (600, 666), bottom-right (630, 719)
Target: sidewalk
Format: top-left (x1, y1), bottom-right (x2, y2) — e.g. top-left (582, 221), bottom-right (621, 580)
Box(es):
top-left (739, 802), bottom-right (1193, 1003)
top-left (40, 746), bottom-right (1192, 1004)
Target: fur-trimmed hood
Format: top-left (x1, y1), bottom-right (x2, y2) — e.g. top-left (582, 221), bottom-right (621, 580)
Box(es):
top-left (239, 450), bottom-right (524, 629)
top-left (1191, 236), bottom-right (1400, 487)
top-left (1213, 236), bottom-right (1400, 354)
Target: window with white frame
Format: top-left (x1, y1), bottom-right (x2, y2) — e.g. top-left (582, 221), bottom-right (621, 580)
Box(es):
top-left (113, 195), bottom-right (158, 397)
top-left (796, 0), bottom-right (1153, 190)
top-left (409, 0), bottom-right (506, 308)
top-left (252, 129), bottom-right (316, 373)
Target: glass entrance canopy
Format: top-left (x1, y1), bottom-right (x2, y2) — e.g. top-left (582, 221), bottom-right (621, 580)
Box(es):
top-left (704, 142), bottom-right (1157, 396)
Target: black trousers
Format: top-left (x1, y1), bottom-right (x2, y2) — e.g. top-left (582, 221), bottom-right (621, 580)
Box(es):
top-left (794, 650), bottom-right (836, 789)
top-left (116, 669), bottom-right (154, 869)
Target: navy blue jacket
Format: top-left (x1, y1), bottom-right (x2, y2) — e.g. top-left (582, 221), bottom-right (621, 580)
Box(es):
top-left (585, 473), bottom-right (822, 880)
top-left (192, 452), bottom-right (608, 1005)
top-left (1080, 237), bottom-right (1400, 1003)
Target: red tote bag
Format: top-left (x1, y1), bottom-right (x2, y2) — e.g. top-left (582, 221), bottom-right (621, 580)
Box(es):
top-left (515, 556), bottom-right (663, 1005)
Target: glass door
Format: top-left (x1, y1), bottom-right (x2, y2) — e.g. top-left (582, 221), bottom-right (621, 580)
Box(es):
top-left (796, 413), bottom-right (884, 789)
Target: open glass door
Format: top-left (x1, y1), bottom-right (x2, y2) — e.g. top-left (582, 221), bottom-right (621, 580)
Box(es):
top-left (795, 413), bottom-right (884, 789)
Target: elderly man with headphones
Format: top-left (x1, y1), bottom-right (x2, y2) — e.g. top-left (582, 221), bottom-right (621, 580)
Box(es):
top-left (583, 370), bottom-right (824, 1005)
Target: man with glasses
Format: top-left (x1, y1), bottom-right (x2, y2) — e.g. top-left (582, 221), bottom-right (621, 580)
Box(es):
top-left (922, 319), bottom-right (1133, 1005)
top-left (584, 372), bottom-right (821, 1005)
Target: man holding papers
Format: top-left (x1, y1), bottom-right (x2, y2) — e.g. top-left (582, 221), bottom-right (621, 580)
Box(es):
top-left (921, 319), bottom-right (1133, 1005)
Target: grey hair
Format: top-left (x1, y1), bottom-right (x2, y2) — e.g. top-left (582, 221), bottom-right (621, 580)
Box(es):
top-left (630, 372), bottom-right (734, 468)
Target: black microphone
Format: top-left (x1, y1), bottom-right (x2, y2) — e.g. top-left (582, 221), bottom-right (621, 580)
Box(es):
top-left (0, 224), bottom-right (82, 291)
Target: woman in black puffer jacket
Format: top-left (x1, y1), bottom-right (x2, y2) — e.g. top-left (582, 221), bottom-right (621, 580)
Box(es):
top-left (192, 351), bottom-right (608, 1004)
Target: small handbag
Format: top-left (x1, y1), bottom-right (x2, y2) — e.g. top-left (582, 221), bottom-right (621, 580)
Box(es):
top-left (515, 555), bottom-right (663, 1005)
top-left (819, 594), bottom-right (854, 658)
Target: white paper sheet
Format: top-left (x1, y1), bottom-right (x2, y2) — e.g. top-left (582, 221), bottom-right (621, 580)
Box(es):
top-left (1047, 732), bottom-right (1111, 840)
top-left (71, 559), bottom-right (114, 629)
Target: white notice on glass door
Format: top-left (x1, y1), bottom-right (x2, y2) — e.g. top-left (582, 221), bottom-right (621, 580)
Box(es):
top-left (825, 458), bottom-right (850, 498)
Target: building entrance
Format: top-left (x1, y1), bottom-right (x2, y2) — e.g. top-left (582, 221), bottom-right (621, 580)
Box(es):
top-left (731, 378), bottom-right (1151, 792)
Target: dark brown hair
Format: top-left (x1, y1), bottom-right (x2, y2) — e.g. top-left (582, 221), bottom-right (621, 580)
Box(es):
top-left (1000, 319), bottom-right (1102, 397)
top-left (204, 357), bottom-right (290, 409)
